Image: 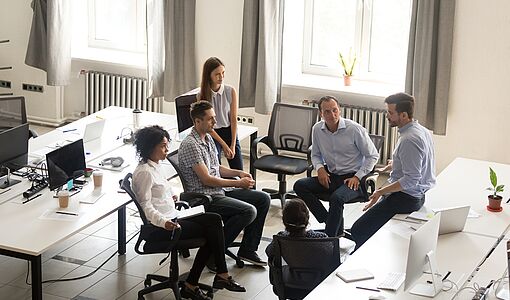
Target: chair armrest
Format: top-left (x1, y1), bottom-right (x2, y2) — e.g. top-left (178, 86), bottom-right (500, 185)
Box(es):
top-left (175, 201), bottom-right (190, 210)
top-left (251, 135), bottom-right (277, 160)
top-left (306, 145), bottom-right (314, 177)
top-left (359, 172), bottom-right (379, 200)
top-left (180, 192), bottom-right (212, 208)
top-left (29, 129), bottom-right (38, 139)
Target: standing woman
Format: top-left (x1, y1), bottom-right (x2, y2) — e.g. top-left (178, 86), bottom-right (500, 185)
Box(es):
top-left (198, 57), bottom-right (243, 170)
top-left (132, 125), bottom-right (245, 300)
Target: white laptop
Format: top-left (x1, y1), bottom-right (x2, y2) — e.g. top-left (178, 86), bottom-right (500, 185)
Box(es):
top-left (83, 119), bottom-right (106, 143)
top-left (434, 205), bottom-right (470, 235)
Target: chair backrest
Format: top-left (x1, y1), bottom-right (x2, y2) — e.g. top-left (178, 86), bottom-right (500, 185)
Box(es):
top-left (270, 235), bottom-right (340, 297)
top-left (0, 96), bottom-right (27, 132)
top-left (174, 88), bottom-right (199, 133)
top-left (369, 134), bottom-right (385, 154)
top-left (268, 103), bottom-right (319, 154)
top-left (120, 173), bottom-right (150, 225)
top-left (167, 151), bottom-right (191, 192)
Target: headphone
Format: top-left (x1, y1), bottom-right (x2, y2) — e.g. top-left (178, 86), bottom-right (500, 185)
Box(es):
top-left (100, 157), bottom-right (124, 168)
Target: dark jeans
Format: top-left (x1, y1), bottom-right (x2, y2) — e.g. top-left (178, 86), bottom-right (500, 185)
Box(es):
top-left (351, 191), bottom-right (425, 250)
top-left (207, 188), bottom-right (270, 252)
top-left (214, 126), bottom-right (243, 171)
top-left (294, 172), bottom-right (361, 237)
top-left (146, 213), bottom-right (227, 285)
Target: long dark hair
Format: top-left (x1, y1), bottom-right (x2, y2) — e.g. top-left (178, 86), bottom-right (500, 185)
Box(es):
top-left (134, 125), bottom-right (170, 163)
top-left (282, 199), bottom-right (310, 237)
top-left (199, 57), bottom-right (224, 102)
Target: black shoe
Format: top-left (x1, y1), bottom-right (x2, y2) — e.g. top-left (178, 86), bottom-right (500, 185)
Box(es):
top-left (237, 250), bottom-right (267, 267)
top-left (180, 285), bottom-right (212, 300)
top-left (213, 275), bottom-right (246, 292)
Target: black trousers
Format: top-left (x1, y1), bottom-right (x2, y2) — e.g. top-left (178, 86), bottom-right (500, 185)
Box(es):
top-left (147, 213), bottom-right (228, 285)
top-left (214, 126), bottom-right (243, 170)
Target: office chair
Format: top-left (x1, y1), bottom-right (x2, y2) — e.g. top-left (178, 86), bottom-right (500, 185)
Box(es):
top-left (167, 151), bottom-right (246, 268)
top-left (0, 96), bottom-right (38, 138)
top-left (308, 134), bottom-right (385, 234)
top-left (268, 235), bottom-right (341, 300)
top-left (174, 88), bottom-right (199, 133)
top-left (251, 103), bottom-right (319, 208)
top-left (120, 173), bottom-right (213, 300)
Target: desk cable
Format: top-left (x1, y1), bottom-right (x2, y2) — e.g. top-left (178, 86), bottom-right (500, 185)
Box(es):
top-left (451, 273), bottom-right (507, 299)
top-left (25, 211), bottom-right (141, 285)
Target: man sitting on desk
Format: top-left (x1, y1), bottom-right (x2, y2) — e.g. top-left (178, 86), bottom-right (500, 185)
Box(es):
top-left (178, 100), bottom-right (270, 266)
top-left (351, 92), bottom-right (436, 250)
top-left (293, 96), bottom-right (379, 237)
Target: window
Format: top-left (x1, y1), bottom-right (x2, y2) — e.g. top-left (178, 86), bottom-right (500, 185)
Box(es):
top-left (88, 0), bottom-right (146, 53)
top-left (301, 0), bottom-right (412, 84)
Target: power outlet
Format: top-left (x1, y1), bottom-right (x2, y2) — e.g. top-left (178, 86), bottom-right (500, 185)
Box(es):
top-left (0, 80), bottom-right (11, 89)
top-left (237, 115), bottom-right (254, 124)
top-left (22, 83), bottom-right (44, 93)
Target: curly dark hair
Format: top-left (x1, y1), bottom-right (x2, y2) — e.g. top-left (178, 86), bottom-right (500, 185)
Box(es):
top-left (134, 125), bottom-right (170, 162)
top-left (282, 198), bottom-right (310, 237)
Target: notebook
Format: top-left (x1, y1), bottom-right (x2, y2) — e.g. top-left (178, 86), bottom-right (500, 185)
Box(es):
top-left (336, 269), bottom-right (374, 283)
top-left (83, 119), bottom-right (106, 143)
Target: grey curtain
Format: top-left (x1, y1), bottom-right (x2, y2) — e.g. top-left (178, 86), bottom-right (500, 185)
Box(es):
top-left (25, 0), bottom-right (72, 86)
top-left (239, 0), bottom-right (284, 114)
top-left (146, 0), bottom-right (196, 101)
top-left (405, 0), bottom-right (456, 135)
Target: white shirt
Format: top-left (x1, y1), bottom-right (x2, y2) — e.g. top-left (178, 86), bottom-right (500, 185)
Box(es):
top-left (211, 84), bottom-right (233, 129)
top-left (132, 159), bottom-right (177, 228)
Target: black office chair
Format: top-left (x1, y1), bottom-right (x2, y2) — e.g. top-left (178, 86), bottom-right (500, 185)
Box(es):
top-left (167, 151), bottom-right (246, 268)
top-left (120, 173), bottom-right (214, 300)
top-left (268, 235), bottom-right (341, 300)
top-left (174, 88), bottom-right (199, 133)
top-left (251, 103), bottom-right (319, 208)
top-left (0, 96), bottom-right (38, 138)
top-left (307, 134), bottom-right (385, 234)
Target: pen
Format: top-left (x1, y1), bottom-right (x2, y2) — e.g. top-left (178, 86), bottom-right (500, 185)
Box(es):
top-left (506, 198), bottom-right (510, 204)
top-left (56, 211), bottom-right (78, 216)
top-left (427, 271), bottom-right (451, 284)
top-left (22, 193), bottom-right (42, 204)
top-left (356, 286), bottom-right (380, 292)
top-left (62, 128), bottom-right (77, 133)
top-left (0, 188), bottom-right (11, 195)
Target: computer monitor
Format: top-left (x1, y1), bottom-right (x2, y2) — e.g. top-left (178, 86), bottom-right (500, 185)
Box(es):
top-left (46, 139), bottom-right (86, 191)
top-left (496, 240), bottom-right (510, 300)
top-left (0, 96), bottom-right (27, 132)
top-left (0, 123), bottom-right (29, 188)
top-left (404, 212), bottom-right (442, 297)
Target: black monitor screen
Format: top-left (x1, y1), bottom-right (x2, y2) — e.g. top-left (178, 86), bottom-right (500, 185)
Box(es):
top-left (0, 123), bottom-right (29, 175)
top-left (46, 139), bottom-right (86, 190)
top-left (0, 96), bottom-right (26, 132)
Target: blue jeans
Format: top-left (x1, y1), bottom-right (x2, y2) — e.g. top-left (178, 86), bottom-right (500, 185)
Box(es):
top-left (351, 191), bottom-right (425, 250)
top-left (294, 173), bottom-right (362, 237)
top-left (208, 188), bottom-right (270, 252)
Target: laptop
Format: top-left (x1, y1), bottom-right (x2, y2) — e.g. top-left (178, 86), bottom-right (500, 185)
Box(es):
top-left (83, 119), bottom-right (106, 143)
top-left (496, 240), bottom-right (510, 299)
top-left (434, 205), bottom-right (470, 235)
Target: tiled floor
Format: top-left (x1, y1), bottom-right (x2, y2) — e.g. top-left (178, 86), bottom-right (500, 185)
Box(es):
top-left (3, 125), bottom-right (379, 300)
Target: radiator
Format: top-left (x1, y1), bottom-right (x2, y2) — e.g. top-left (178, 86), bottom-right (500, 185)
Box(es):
top-left (85, 71), bottom-right (162, 114)
top-left (340, 103), bottom-right (398, 165)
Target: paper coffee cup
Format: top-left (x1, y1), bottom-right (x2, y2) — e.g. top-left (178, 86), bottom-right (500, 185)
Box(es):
top-left (58, 190), bottom-right (69, 208)
top-left (93, 171), bottom-right (103, 187)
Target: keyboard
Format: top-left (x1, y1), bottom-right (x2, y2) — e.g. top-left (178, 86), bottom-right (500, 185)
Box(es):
top-left (377, 272), bottom-right (405, 291)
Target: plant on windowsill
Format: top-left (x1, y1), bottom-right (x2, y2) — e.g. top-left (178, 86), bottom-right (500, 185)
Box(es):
top-left (486, 167), bottom-right (505, 212)
top-left (338, 50), bottom-right (357, 86)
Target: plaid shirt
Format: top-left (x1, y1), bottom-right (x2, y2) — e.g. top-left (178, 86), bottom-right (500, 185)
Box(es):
top-left (178, 127), bottom-right (225, 195)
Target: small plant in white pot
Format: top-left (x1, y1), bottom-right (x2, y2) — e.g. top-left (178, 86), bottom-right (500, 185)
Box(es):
top-left (338, 50), bottom-right (356, 86)
top-left (486, 167), bottom-right (505, 212)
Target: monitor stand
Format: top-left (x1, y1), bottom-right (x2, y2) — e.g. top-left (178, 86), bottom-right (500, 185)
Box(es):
top-left (0, 169), bottom-right (21, 189)
top-left (497, 289), bottom-right (509, 299)
top-left (410, 250), bottom-right (443, 297)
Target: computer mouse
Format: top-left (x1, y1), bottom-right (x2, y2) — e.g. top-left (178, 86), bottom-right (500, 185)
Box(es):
top-left (368, 295), bottom-right (386, 300)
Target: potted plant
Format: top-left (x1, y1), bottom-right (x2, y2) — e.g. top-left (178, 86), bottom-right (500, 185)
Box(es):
top-left (486, 167), bottom-right (505, 212)
top-left (338, 50), bottom-right (357, 86)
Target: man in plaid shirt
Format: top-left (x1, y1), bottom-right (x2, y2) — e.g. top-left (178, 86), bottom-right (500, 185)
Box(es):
top-left (179, 101), bottom-right (270, 266)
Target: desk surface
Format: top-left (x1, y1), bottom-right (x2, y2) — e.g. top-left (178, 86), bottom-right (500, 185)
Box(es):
top-left (305, 219), bottom-right (497, 299)
top-left (425, 157), bottom-right (510, 239)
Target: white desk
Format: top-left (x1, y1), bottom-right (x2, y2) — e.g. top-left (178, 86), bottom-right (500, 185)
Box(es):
top-left (305, 219), bottom-right (497, 299)
top-left (306, 157), bottom-right (510, 300)
top-left (0, 106), bottom-right (258, 300)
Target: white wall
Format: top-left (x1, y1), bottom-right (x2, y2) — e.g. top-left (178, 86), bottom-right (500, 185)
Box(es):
top-left (3, 0), bottom-right (510, 172)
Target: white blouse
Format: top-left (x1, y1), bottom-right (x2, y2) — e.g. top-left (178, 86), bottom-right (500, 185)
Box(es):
top-left (132, 159), bottom-right (178, 228)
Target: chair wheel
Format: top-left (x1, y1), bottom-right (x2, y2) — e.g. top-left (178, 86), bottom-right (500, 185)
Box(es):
top-left (236, 260), bottom-right (244, 268)
top-left (144, 278), bottom-right (151, 287)
top-left (206, 291), bottom-right (214, 298)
